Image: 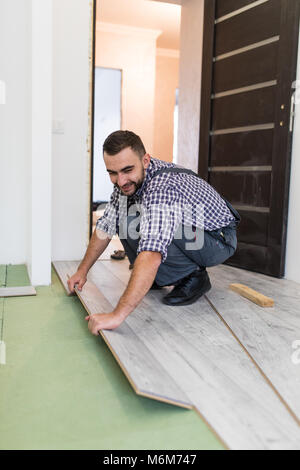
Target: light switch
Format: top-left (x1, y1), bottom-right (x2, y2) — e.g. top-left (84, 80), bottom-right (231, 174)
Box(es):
top-left (53, 119), bottom-right (65, 134)
top-left (0, 81), bottom-right (6, 104)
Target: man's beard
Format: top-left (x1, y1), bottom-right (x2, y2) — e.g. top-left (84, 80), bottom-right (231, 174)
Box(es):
top-left (116, 171), bottom-right (145, 196)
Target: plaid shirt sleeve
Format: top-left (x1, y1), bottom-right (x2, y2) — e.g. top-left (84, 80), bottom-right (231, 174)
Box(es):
top-left (136, 185), bottom-right (183, 263)
top-left (95, 188), bottom-right (119, 237)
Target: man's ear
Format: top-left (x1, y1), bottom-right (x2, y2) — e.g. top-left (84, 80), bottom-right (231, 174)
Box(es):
top-left (143, 153), bottom-right (151, 169)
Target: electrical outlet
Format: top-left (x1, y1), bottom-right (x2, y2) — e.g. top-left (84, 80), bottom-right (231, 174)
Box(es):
top-left (53, 119), bottom-right (65, 134)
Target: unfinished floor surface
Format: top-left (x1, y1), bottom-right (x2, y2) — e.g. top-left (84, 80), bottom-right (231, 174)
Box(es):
top-left (53, 260), bottom-right (300, 450)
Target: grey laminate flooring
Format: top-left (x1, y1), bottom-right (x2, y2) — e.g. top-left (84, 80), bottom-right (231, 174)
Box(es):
top-left (206, 265), bottom-right (300, 424)
top-left (53, 260), bottom-right (300, 450)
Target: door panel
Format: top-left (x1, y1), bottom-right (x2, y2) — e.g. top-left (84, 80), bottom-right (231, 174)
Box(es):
top-left (212, 86), bottom-right (276, 129)
top-left (199, 0), bottom-right (300, 277)
top-left (216, 0), bottom-right (258, 18)
top-left (210, 130), bottom-right (274, 167)
top-left (213, 42), bottom-right (278, 93)
top-left (236, 211), bottom-right (269, 246)
top-left (209, 172), bottom-right (271, 207)
top-left (215, 0), bottom-right (281, 56)
top-left (229, 243), bottom-right (281, 275)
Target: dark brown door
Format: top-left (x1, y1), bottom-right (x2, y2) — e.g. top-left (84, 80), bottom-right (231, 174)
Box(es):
top-left (199, 0), bottom-right (300, 277)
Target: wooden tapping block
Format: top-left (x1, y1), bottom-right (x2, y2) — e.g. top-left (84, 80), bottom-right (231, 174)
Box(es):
top-left (229, 283), bottom-right (274, 308)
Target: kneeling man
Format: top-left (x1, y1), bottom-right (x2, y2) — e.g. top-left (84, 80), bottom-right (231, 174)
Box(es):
top-left (68, 130), bottom-right (240, 334)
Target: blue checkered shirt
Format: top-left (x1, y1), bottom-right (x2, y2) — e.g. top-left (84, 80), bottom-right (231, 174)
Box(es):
top-left (96, 157), bottom-right (235, 262)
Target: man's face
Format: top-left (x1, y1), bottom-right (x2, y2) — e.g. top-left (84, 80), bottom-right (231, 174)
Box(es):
top-left (104, 147), bottom-right (151, 197)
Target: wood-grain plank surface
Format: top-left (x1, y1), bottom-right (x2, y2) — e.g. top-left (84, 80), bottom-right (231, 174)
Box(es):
top-left (212, 86), bottom-right (276, 130)
top-left (54, 259), bottom-right (300, 449)
top-left (213, 41), bottom-right (278, 93)
top-left (52, 261), bottom-right (80, 295)
top-left (206, 264), bottom-right (300, 424)
top-left (102, 260), bottom-right (300, 450)
top-left (236, 211), bottom-right (269, 246)
top-left (209, 171), bottom-right (271, 208)
top-left (216, 0), bottom-right (258, 19)
top-left (0, 286), bottom-right (36, 298)
top-left (53, 261), bottom-right (191, 408)
top-left (227, 242), bottom-right (281, 276)
top-left (215, 0), bottom-right (281, 57)
top-left (210, 129), bottom-right (274, 167)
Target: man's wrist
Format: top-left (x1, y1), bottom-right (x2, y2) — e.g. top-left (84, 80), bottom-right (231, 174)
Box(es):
top-left (77, 266), bottom-right (88, 278)
top-left (113, 304), bottom-right (132, 322)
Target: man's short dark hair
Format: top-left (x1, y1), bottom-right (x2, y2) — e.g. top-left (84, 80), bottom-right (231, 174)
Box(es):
top-left (103, 130), bottom-right (146, 159)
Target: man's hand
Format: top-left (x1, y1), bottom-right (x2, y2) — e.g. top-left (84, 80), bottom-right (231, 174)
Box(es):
top-left (113, 251), bottom-right (162, 320)
top-left (67, 269), bottom-right (87, 294)
top-left (85, 312), bottom-right (123, 334)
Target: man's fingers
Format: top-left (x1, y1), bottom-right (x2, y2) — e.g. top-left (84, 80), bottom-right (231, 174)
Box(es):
top-left (77, 279), bottom-right (86, 291)
top-left (67, 279), bottom-right (74, 293)
top-left (68, 278), bottom-right (79, 293)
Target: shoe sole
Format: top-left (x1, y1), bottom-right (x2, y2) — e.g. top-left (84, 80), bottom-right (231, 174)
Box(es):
top-left (162, 282), bottom-right (212, 307)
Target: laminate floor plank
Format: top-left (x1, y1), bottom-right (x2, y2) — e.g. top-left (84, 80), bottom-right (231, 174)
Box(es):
top-left (206, 265), bottom-right (300, 424)
top-left (52, 261), bottom-right (80, 295)
top-left (99, 261), bottom-right (300, 450)
top-left (53, 261), bottom-right (191, 408)
top-left (0, 286), bottom-right (36, 298)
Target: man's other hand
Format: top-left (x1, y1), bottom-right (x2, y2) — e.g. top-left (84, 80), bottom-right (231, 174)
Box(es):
top-left (67, 270), bottom-right (87, 294)
top-left (85, 312), bottom-right (124, 334)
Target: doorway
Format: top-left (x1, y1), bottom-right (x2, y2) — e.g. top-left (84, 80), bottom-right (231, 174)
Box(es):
top-left (90, 0), bottom-right (181, 239)
top-left (93, 67), bottom-right (122, 205)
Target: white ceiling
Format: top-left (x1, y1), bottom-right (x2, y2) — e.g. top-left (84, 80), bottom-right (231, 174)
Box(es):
top-left (96, 0), bottom-right (181, 50)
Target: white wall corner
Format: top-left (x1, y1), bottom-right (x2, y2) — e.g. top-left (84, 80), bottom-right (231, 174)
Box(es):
top-left (28, 0), bottom-right (52, 286)
top-left (51, 0), bottom-right (92, 262)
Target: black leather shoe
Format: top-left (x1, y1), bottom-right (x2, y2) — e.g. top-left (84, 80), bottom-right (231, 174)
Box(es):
top-left (162, 269), bottom-right (211, 306)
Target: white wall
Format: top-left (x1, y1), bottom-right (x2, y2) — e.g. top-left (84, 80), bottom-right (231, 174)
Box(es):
top-left (0, 0), bottom-right (91, 282)
top-left (177, 0), bottom-right (204, 172)
top-left (0, 0), bottom-right (52, 285)
top-left (0, 0), bottom-right (31, 266)
top-left (52, 0), bottom-right (92, 261)
top-left (285, 30), bottom-right (300, 283)
top-left (29, 0), bottom-right (52, 285)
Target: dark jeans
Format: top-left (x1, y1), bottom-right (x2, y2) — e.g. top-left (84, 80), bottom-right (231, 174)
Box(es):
top-left (119, 217), bottom-right (237, 287)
